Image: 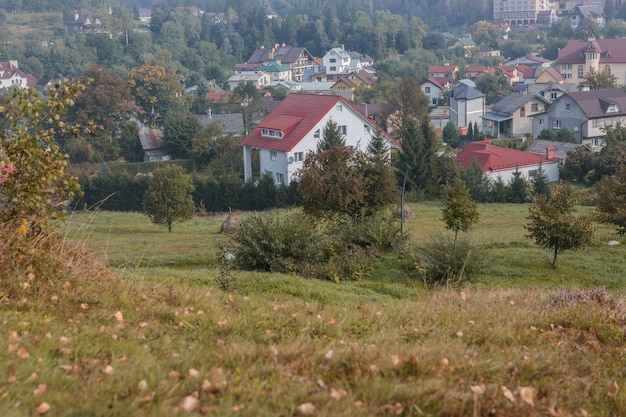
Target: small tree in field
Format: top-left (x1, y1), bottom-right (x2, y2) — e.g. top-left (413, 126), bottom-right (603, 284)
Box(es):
top-left (595, 168), bottom-right (626, 235)
top-left (525, 182), bottom-right (594, 268)
top-left (441, 178), bottom-right (480, 245)
top-left (143, 164), bottom-right (195, 232)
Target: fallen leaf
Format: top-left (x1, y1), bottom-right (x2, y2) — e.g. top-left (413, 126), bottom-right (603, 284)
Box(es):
top-left (35, 402), bottom-right (51, 414)
top-left (138, 392), bottom-right (155, 404)
top-left (8, 331), bottom-right (18, 342)
top-left (188, 368), bottom-right (199, 378)
top-left (325, 349), bottom-right (334, 360)
top-left (7, 364), bottom-right (17, 383)
top-left (329, 317), bottom-right (337, 325)
top-left (33, 384), bottom-right (47, 395)
top-left (317, 379), bottom-right (326, 388)
top-left (456, 330), bottom-right (463, 337)
top-left (113, 311), bottom-right (123, 322)
top-left (180, 394), bottom-right (200, 413)
top-left (169, 371), bottom-right (181, 379)
top-left (59, 336), bottom-right (70, 344)
top-left (330, 388), bottom-right (347, 400)
top-left (501, 386), bottom-right (516, 403)
top-left (232, 404), bottom-right (244, 412)
top-left (103, 365), bottom-right (114, 375)
top-left (17, 347), bottom-right (30, 359)
top-left (7, 343), bottom-right (18, 353)
top-left (470, 384), bottom-right (486, 395)
top-left (608, 381), bottom-right (619, 398)
top-left (391, 355), bottom-right (400, 366)
top-left (138, 380), bottom-right (148, 391)
top-left (519, 386), bottom-right (536, 406)
top-left (297, 402), bottom-right (315, 415)
top-left (460, 291), bottom-right (467, 301)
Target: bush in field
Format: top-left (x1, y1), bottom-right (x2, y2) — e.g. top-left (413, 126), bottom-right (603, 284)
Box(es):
top-left (143, 164), bottom-right (195, 232)
top-left (229, 212), bottom-right (324, 273)
top-left (329, 211), bottom-right (403, 252)
top-left (420, 233), bottom-right (486, 286)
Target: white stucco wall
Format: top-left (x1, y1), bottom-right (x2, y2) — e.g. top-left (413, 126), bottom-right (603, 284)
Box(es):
top-left (486, 161), bottom-right (560, 184)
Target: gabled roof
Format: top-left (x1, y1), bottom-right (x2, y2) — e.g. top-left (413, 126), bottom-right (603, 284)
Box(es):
top-left (138, 127), bottom-right (164, 151)
top-left (247, 45), bottom-right (313, 66)
top-left (240, 93), bottom-right (400, 152)
top-left (456, 140), bottom-right (558, 171)
top-left (428, 65), bottom-right (458, 74)
top-left (526, 139), bottom-right (586, 161)
top-left (557, 38), bottom-right (626, 65)
top-left (423, 77), bottom-right (453, 90)
top-left (540, 67), bottom-right (564, 82)
top-left (197, 113), bottom-right (245, 135)
top-left (490, 93), bottom-right (549, 115)
top-left (565, 88), bottom-right (626, 118)
top-left (259, 61), bottom-right (292, 72)
top-left (450, 83), bottom-right (484, 100)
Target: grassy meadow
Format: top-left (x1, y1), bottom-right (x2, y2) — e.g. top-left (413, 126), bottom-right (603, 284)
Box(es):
top-left (2, 203), bottom-right (626, 416)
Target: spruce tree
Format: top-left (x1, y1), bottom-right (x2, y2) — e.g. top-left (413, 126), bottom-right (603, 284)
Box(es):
top-left (317, 118), bottom-right (345, 152)
top-left (507, 169), bottom-right (528, 203)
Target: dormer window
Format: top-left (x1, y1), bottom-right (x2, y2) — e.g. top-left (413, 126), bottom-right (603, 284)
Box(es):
top-left (261, 128), bottom-right (283, 138)
top-left (608, 104), bottom-right (619, 113)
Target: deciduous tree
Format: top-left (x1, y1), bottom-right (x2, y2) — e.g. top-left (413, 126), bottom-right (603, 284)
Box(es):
top-left (595, 168), bottom-right (626, 235)
top-left (525, 182), bottom-right (594, 268)
top-left (143, 164), bottom-right (195, 232)
top-left (0, 82), bottom-right (84, 234)
top-left (129, 64), bottom-right (183, 125)
top-left (578, 68), bottom-right (618, 90)
top-left (441, 178), bottom-right (480, 245)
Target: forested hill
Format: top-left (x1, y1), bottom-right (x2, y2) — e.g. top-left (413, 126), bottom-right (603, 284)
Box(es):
top-left (1, 0), bottom-right (493, 29)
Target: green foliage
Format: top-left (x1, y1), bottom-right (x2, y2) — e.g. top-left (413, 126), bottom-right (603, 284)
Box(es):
top-left (461, 160), bottom-right (491, 203)
top-left (229, 212), bottom-right (323, 273)
top-left (441, 178), bottom-right (480, 243)
top-left (419, 233), bottom-right (486, 286)
top-left (397, 118), bottom-right (440, 199)
top-left (316, 117), bottom-right (345, 152)
top-left (556, 128), bottom-right (576, 143)
top-left (143, 164), bottom-right (195, 232)
top-left (595, 169), bottom-right (626, 235)
top-left (507, 169), bottom-right (528, 203)
top-left (442, 121), bottom-right (458, 148)
top-left (490, 176), bottom-right (508, 203)
top-left (537, 128), bottom-right (556, 140)
top-left (531, 165), bottom-right (551, 198)
top-left (128, 65), bottom-right (183, 125)
top-left (163, 111), bottom-right (202, 159)
top-left (329, 211), bottom-right (403, 253)
top-left (525, 183), bottom-right (595, 268)
top-left (0, 81), bottom-right (84, 234)
top-left (561, 147), bottom-right (594, 183)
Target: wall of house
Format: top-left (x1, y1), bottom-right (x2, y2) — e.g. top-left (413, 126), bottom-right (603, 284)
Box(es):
top-left (486, 161), bottom-right (560, 184)
top-left (466, 98), bottom-right (484, 129)
top-left (421, 83), bottom-right (441, 107)
top-left (531, 95), bottom-right (585, 142)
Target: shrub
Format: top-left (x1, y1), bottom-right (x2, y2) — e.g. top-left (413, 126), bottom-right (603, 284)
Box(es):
top-left (419, 233), bottom-right (486, 286)
top-left (229, 212), bottom-right (323, 273)
top-left (329, 211), bottom-right (403, 252)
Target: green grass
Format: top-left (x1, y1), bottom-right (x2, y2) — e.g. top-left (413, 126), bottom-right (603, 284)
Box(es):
top-left (2, 203), bottom-right (626, 416)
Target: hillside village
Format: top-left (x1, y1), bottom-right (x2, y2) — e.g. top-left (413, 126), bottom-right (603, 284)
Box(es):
top-left (1, 0), bottom-right (626, 212)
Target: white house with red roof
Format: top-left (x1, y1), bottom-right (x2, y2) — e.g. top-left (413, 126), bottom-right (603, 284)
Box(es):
top-left (240, 93), bottom-right (401, 185)
top-left (456, 140), bottom-right (560, 183)
top-left (421, 77), bottom-right (453, 107)
top-left (427, 64), bottom-right (459, 80)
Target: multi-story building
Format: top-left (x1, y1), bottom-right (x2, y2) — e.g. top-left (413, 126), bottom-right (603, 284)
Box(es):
top-left (493, 0), bottom-right (552, 25)
top-left (556, 38), bottom-right (626, 86)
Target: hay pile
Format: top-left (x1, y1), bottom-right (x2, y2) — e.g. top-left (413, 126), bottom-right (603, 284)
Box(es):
top-left (394, 204), bottom-right (414, 219)
top-left (220, 211), bottom-right (242, 234)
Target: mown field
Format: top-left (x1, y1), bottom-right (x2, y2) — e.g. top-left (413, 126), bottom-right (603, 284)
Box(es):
top-left (2, 203), bottom-right (626, 416)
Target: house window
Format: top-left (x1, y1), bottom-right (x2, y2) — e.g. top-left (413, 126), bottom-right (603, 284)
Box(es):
top-left (339, 125), bottom-right (347, 136)
top-left (608, 104), bottom-right (619, 113)
top-left (553, 120), bottom-right (562, 129)
top-left (432, 98), bottom-right (437, 105)
top-left (330, 66), bottom-right (336, 71)
top-left (338, 85), bottom-right (346, 91)
top-left (313, 129), bottom-right (320, 139)
top-left (261, 128), bottom-right (283, 138)
top-left (592, 120), bottom-right (597, 128)
top-left (330, 58), bottom-right (336, 63)
top-left (520, 106), bottom-right (525, 117)
top-left (275, 172), bottom-right (285, 184)
top-left (270, 151), bottom-right (278, 161)
top-left (335, 105), bottom-right (343, 112)
top-left (531, 103), bottom-right (538, 112)
top-left (605, 65), bottom-right (611, 74)
top-left (565, 103), bottom-right (571, 111)
top-left (550, 92), bottom-right (558, 100)
top-left (363, 124), bottom-right (370, 133)
top-left (294, 152), bottom-right (304, 162)
top-left (577, 65), bottom-right (584, 78)
top-left (528, 169), bottom-right (538, 177)
top-left (425, 86), bottom-right (431, 93)
top-left (592, 137), bottom-right (600, 148)
top-left (539, 118), bottom-right (544, 125)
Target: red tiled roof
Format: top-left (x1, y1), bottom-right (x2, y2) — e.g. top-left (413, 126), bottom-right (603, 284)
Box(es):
top-left (240, 93), bottom-right (400, 152)
top-left (428, 65), bottom-right (458, 74)
top-left (424, 76), bottom-right (453, 89)
top-left (456, 140), bottom-right (558, 171)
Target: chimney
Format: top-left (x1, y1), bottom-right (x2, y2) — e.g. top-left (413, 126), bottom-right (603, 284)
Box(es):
top-left (546, 146), bottom-right (554, 160)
